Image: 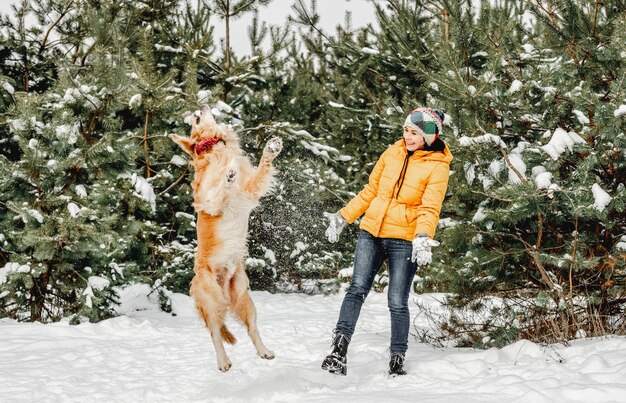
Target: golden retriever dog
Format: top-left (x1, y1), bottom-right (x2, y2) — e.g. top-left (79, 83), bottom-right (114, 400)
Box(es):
top-left (170, 105), bottom-right (281, 372)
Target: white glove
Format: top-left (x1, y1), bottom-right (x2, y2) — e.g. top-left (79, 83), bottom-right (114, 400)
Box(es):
top-left (411, 235), bottom-right (440, 266)
top-left (323, 212), bottom-right (347, 243)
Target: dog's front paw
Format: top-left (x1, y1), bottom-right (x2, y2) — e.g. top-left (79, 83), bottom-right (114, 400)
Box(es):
top-left (263, 137), bottom-right (283, 162)
top-left (226, 168), bottom-right (237, 185)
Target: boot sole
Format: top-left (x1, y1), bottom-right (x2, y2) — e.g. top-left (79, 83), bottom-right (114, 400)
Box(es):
top-left (322, 361), bottom-right (346, 376)
top-left (325, 367), bottom-right (347, 376)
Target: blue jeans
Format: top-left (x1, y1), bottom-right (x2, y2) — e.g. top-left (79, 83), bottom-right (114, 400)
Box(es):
top-left (335, 230), bottom-right (418, 354)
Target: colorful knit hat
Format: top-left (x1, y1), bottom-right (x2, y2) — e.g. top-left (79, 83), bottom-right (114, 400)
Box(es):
top-left (403, 107), bottom-right (444, 146)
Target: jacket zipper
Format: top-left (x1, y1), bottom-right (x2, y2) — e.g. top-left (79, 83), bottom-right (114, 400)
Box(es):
top-left (395, 153), bottom-right (410, 199)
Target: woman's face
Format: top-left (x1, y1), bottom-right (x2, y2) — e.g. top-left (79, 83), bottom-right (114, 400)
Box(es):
top-left (403, 126), bottom-right (425, 151)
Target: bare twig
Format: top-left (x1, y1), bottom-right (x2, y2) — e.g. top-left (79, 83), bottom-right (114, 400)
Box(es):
top-left (38, 0), bottom-right (75, 56)
top-left (158, 169), bottom-right (189, 196)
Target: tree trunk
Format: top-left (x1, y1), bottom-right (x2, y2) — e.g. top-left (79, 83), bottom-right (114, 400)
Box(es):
top-left (30, 270), bottom-right (50, 322)
top-left (144, 110), bottom-right (151, 177)
top-left (225, 3), bottom-right (231, 70)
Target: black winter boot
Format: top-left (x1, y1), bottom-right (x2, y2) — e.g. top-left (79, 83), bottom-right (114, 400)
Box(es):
top-left (321, 332), bottom-right (349, 376)
top-left (388, 352), bottom-right (407, 376)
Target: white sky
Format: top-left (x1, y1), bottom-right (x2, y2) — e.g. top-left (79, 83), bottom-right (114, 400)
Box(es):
top-left (225, 0), bottom-right (379, 54)
top-left (0, 0), bottom-right (379, 55)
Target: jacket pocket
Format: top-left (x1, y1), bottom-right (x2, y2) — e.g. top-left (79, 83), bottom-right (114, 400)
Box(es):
top-left (405, 205), bottom-right (418, 225)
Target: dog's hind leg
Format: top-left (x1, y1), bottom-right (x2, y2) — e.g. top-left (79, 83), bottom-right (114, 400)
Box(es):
top-left (191, 274), bottom-right (233, 372)
top-left (231, 267), bottom-right (275, 360)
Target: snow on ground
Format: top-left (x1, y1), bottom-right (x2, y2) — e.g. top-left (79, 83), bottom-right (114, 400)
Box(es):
top-left (1, 286), bottom-right (625, 403)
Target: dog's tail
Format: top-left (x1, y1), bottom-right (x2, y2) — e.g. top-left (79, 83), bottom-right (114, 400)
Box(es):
top-left (221, 325), bottom-right (237, 344)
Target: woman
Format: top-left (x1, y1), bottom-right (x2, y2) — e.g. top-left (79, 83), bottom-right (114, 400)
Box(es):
top-left (322, 107), bottom-right (453, 376)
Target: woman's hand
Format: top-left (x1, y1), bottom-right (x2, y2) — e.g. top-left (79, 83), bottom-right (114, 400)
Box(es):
top-left (411, 234), bottom-right (440, 266)
top-left (324, 212), bottom-right (347, 243)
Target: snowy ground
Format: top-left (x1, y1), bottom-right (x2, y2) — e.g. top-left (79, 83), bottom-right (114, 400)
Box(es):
top-left (1, 286), bottom-right (625, 403)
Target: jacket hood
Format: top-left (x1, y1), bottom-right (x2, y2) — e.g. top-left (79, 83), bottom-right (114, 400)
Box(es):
top-left (392, 139), bottom-right (453, 164)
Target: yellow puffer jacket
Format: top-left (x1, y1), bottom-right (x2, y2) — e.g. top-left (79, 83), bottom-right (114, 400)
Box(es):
top-left (340, 139), bottom-right (453, 240)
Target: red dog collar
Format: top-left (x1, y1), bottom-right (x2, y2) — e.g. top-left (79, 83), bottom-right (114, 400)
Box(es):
top-left (194, 137), bottom-right (220, 154)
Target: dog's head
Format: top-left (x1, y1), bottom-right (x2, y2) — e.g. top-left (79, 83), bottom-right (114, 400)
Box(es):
top-left (170, 105), bottom-right (240, 166)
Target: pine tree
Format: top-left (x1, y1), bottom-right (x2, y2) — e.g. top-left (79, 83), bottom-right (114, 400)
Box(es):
top-left (0, 0), bottom-right (176, 322)
top-left (411, 0), bottom-right (626, 345)
top-left (295, 0), bottom-right (625, 344)
top-left (208, 0), bottom-right (271, 100)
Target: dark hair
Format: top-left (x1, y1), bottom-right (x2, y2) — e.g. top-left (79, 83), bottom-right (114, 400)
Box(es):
top-left (433, 109), bottom-right (445, 122)
top-left (423, 137), bottom-right (446, 152)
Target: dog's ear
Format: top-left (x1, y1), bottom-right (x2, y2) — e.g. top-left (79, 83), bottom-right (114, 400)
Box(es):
top-left (170, 133), bottom-right (194, 156)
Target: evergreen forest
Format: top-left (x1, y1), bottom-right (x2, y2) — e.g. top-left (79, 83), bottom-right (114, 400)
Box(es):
top-left (1, 0), bottom-right (625, 347)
